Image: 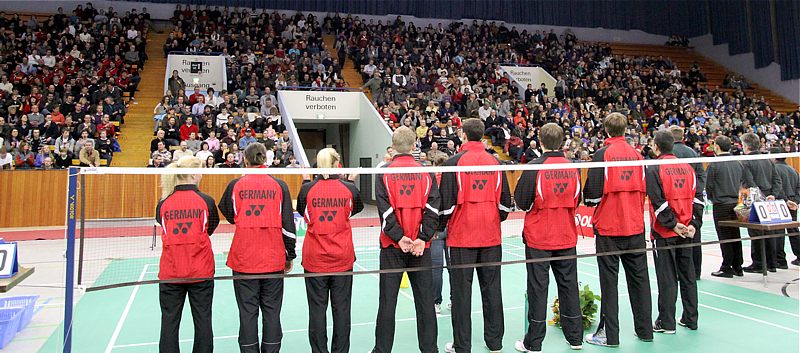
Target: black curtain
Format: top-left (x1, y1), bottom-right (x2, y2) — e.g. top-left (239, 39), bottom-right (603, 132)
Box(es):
top-left (775, 0), bottom-right (800, 80)
top-left (747, 0), bottom-right (774, 69)
top-left (709, 0), bottom-right (750, 55)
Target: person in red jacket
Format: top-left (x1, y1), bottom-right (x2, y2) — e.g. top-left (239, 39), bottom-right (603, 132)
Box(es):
top-left (296, 148), bottom-right (363, 353)
top-left (370, 126), bottom-right (440, 353)
top-left (646, 130), bottom-right (699, 333)
top-left (583, 112), bottom-right (653, 347)
top-left (155, 155), bottom-right (220, 353)
top-left (219, 143), bottom-right (296, 353)
top-left (439, 118), bottom-right (513, 353)
top-left (513, 123), bottom-right (583, 352)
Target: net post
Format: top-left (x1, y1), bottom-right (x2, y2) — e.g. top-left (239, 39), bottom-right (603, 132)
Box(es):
top-left (63, 167), bottom-right (79, 353)
top-left (77, 173), bottom-right (86, 286)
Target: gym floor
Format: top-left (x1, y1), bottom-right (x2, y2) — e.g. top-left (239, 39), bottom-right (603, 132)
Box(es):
top-left (4, 209), bottom-right (800, 353)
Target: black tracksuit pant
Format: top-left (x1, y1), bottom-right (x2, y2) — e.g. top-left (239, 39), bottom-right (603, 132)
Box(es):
top-left (159, 281), bottom-right (214, 353)
top-left (448, 245), bottom-right (504, 352)
top-left (777, 209), bottom-right (800, 266)
top-left (691, 205), bottom-right (703, 277)
top-left (713, 203), bottom-right (744, 272)
top-left (233, 271), bottom-right (284, 353)
top-left (305, 272), bottom-right (353, 353)
top-left (594, 234), bottom-right (653, 345)
top-left (750, 228), bottom-right (778, 269)
top-left (653, 233), bottom-right (699, 330)
top-left (522, 247), bottom-right (582, 351)
top-left (373, 247), bottom-right (437, 353)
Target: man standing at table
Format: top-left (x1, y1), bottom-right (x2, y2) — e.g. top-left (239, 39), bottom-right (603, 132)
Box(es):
top-left (771, 147), bottom-right (800, 268)
top-left (706, 136), bottom-right (746, 278)
top-left (740, 133), bottom-right (782, 273)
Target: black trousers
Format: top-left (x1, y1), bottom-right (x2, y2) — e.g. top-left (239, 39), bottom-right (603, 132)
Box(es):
top-left (690, 204), bottom-right (704, 277)
top-left (522, 247), bottom-right (581, 351)
top-left (653, 234), bottom-right (698, 330)
top-left (776, 209), bottom-right (800, 266)
top-left (594, 234), bottom-right (653, 345)
top-left (448, 245), bottom-right (504, 352)
top-left (305, 272), bottom-right (353, 353)
top-left (713, 203), bottom-right (744, 271)
top-left (750, 228), bottom-right (778, 269)
top-left (159, 281), bottom-right (214, 353)
top-left (373, 247), bottom-right (437, 353)
top-left (233, 271), bottom-right (284, 353)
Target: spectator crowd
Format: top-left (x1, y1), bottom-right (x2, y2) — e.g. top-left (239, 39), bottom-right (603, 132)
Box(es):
top-left (0, 2), bottom-right (150, 170)
top-left (150, 6), bottom-right (351, 167)
top-left (324, 14), bottom-right (800, 165)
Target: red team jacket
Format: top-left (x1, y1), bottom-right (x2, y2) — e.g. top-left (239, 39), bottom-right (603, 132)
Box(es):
top-left (155, 185), bottom-right (220, 281)
top-left (219, 171), bottom-right (297, 273)
top-left (646, 154), bottom-right (697, 238)
top-left (296, 176), bottom-right (364, 272)
top-left (376, 154), bottom-right (440, 249)
top-left (514, 152), bottom-right (582, 250)
top-left (584, 136), bottom-right (647, 237)
top-left (440, 141), bottom-right (513, 248)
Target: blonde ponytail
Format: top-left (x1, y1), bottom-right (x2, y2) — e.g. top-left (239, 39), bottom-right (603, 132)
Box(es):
top-left (316, 148), bottom-right (340, 179)
top-left (160, 156), bottom-right (203, 199)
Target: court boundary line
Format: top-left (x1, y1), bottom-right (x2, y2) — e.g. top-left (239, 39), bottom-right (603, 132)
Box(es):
top-left (110, 305), bottom-right (524, 349)
top-left (104, 264), bottom-right (149, 353)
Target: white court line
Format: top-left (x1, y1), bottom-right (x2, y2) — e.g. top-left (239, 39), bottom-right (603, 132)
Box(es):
top-left (105, 264), bottom-right (150, 353)
top-left (576, 258), bottom-right (800, 318)
top-left (353, 261), bottom-right (415, 302)
top-left (112, 305), bottom-right (525, 349)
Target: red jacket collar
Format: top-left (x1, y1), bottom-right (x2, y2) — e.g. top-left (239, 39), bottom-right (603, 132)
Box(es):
top-left (657, 153), bottom-right (676, 159)
top-left (604, 136), bottom-right (626, 146)
top-left (461, 141), bottom-right (484, 151)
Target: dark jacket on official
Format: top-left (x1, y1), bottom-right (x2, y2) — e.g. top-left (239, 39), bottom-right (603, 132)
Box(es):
top-left (742, 151), bottom-right (782, 197)
top-left (155, 185), bottom-right (220, 281)
top-left (646, 154), bottom-right (696, 238)
top-left (515, 151), bottom-right (581, 250)
top-left (774, 160), bottom-right (800, 203)
top-left (219, 167), bottom-right (297, 273)
top-left (376, 154), bottom-right (440, 249)
top-left (705, 153), bottom-right (745, 205)
top-left (673, 141), bottom-right (707, 211)
top-left (296, 176), bottom-right (364, 272)
top-left (584, 136), bottom-right (647, 236)
top-left (440, 141), bottom-right (513, 248)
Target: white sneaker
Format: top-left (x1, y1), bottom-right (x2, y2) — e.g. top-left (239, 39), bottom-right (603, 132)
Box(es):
top-left (514, 339), bottom-right (539, 352)
top-left (484, 343), bottom-right (502, 353)
top-left (568, 341), bottom-right (583, 350)
top-left (435, 303), bottom-right (442, 314)
top-left (444, 342), bottom-right (456, 353)
top-left (447, 302), bottom-right (452, 310)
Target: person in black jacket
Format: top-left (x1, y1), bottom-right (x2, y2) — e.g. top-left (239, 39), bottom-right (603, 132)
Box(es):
top-left (706, 136), bottom-right (746, 277)
top-left (669, 126), bottom-right (706, 278)
top-left (740, 133), bottom-right (782, 273)
top-left (770, 147), bottom-right (800, 268)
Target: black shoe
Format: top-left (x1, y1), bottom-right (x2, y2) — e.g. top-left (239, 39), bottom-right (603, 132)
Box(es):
top-left (777, 264), bottom-right (789, 270)
top-left (742, 265), bottom-right (762, 273)
top-left (792, 259), bottom-right (800, 266)
top-left (678, 319), bottom-right (698, 331)
top-left (711, 270), bottom-right (733, 278)
top-left (653, 320), bottom-right (676, 334)
top-left (733, 268), bottom-right (744, 277)
top-left (768, 267), bottom-right (777, 273)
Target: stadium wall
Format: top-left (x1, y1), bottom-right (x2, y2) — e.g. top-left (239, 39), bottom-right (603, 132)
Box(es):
top-left (691, 35), bottom-right (800, 104)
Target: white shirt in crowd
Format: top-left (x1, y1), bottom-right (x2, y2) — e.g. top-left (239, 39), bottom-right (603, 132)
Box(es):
top-left (42, 54), bottom-right (56, 68)
top-left (0, 151), bottom-right (12, 168)
top-left (126, 28), bottom-right (139, 40)
top-left (478, 106), bottom-right (493, 121)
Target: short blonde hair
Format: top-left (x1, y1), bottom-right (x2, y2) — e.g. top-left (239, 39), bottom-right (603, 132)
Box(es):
top-left (604, 112), bottom-right (627, 137)
top-left (392, 126), bottom-right (416, 154)
top-left (160, 156), bottom-right (202, 199)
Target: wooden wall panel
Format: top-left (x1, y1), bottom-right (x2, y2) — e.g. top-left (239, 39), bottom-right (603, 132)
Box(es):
top-left (2, 157), bottom-right (799, 228)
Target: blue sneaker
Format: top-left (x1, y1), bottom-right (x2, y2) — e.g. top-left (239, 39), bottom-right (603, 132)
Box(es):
top-left (585, 329), bottom-right (619, 347)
